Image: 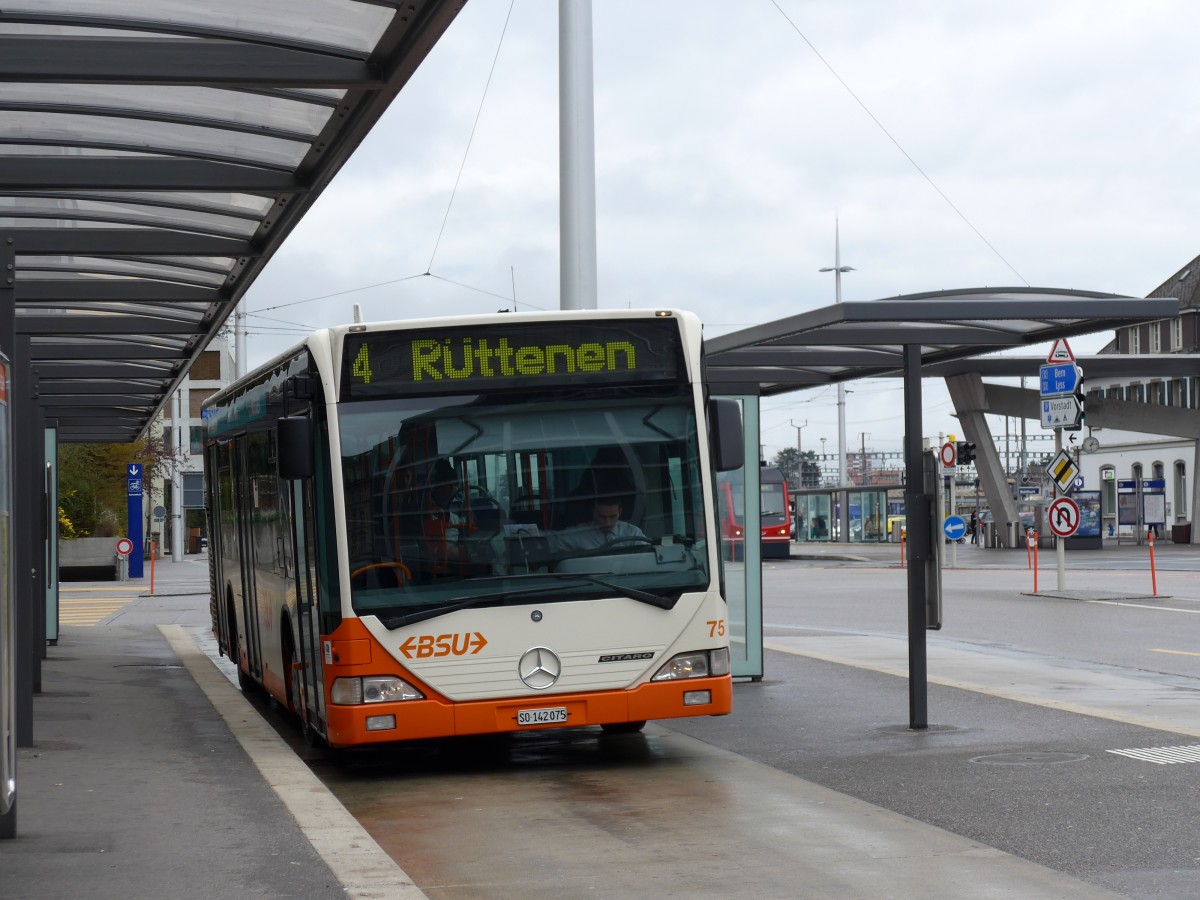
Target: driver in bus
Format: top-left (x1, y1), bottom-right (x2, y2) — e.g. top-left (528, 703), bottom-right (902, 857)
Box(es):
top-left (549, 497), bottom-right (646, 553)
top-left (420, 459), bottom-right (469, 577)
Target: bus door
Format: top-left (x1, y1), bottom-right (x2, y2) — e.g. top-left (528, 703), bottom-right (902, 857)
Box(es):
top-left (233, 436), bottom-right (263, 681)
top-left (207, 441), bottom-right (234, 657)
top-left (289, 475), bottom-right (325, 735)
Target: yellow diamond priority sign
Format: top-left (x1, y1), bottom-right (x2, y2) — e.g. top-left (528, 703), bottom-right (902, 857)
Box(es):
top-left (1048, 449), bottom-right (1080, 494)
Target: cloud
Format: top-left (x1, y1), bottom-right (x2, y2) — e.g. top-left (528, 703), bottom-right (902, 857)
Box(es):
top-left (239, 0), bottom-right (1199, 464)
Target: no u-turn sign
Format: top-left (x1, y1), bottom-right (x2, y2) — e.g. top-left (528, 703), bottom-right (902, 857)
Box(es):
top-left (1048, 497), bottom-right (1080, 537)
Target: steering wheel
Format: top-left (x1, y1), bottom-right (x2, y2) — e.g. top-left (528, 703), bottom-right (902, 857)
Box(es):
top-left (603, 536), bottom-right (654, 550)
top-left (350, 561), bottom-right (412, 586)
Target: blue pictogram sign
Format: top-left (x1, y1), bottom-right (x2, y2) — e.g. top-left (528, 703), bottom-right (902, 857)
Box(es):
top-left (126, 463), bottom-right (144, 578)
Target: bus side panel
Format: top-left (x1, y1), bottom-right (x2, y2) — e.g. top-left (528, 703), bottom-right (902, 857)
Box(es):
top-left (241, 428), bottom-right (297, 706)
top-left (204, 442), bottom-right (230, 653)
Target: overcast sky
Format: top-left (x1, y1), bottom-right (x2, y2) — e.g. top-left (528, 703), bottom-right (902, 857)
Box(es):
top-left (238, 0), bottom-right (1198, 467)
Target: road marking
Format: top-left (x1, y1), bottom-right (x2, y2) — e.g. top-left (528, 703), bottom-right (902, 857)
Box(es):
top-left (59, 594), bottom-right (137, 626)
top-left (1107, 744), bottom-right (1200, 765)
top-left (61, 586), bottom-right (136, 593)
top-left (1151, 648), bottom-right (1200, 657)
top-left (1081, 599), bottom-right (1200, 614)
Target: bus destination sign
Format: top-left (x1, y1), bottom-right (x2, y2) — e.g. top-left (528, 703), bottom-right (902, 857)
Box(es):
top-left (341, 319), bottom-right (684, 399)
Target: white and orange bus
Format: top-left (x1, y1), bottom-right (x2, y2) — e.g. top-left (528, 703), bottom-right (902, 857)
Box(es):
top-left (203, 309), bottom-right (742, 747)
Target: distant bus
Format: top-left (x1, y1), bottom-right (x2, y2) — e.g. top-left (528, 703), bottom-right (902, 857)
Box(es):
top-left (759, 467), bottom-right (792, 558)
top-left (203, 309), bottom-right (742, 748)
top-left (717, 466), bottom-right (793, 560)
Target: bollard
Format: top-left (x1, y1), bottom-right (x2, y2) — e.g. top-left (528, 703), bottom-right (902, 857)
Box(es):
top-left (1026, 530), bottom-right (1039, 593)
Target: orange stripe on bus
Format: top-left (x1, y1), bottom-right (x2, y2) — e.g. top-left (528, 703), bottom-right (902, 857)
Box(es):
top-left (318, 618), bottom-right (731, 747)
top-left (323, 676), bottom-right (732, 747)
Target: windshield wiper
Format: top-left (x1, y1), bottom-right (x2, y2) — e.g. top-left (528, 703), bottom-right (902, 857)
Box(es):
top-left (379, 582), bottom-right (568, 629)
top-left (377, 573), bottom-right (677, 629)
top-left (545, 572), bottom-right (677, 609)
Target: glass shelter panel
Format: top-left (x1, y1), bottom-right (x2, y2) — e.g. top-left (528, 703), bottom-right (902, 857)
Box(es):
top-left (713, 397), bottom-right (762, 679)
top-left (796, 492), bottom-right (833, 542)
top-left (855, 490), bottom-right (887, 543)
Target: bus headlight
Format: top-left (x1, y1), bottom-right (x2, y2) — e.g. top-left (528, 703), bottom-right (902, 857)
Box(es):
top-left (331, 676), bottom-right (424, 705)
top-left (652, 648), bottom-right (730, 681)
top-left (652, 652), bottom-right (707, 680)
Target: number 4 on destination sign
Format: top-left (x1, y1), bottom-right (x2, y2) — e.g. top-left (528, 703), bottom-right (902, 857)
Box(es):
top-left (353, 344), bottom-right (372, 384)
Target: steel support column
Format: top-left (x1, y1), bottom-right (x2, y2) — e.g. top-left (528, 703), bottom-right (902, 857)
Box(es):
top-left (0, 235), bottom-right (15, 837)
top-left (902, 344), bottom-right (929, 729)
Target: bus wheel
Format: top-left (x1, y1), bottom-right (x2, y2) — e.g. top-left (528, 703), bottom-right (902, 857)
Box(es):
top-left (282, 631), bottom-right (300, 716)
top-left (228, 596), bottom-right (255, 693)
top-left (601, 721), bottom-right (646, 735)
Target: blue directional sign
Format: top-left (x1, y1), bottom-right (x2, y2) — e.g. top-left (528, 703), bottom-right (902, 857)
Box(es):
top-left (126, 463), bottom-right (144, 578)
top-left (943, 515), bottom-right (967, 542)
top-left (1040, 363), bottom-right (1081, 397)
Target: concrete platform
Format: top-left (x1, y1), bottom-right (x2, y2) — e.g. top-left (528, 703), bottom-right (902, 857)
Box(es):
top-left (3, 551), bottom-right (1182, 897)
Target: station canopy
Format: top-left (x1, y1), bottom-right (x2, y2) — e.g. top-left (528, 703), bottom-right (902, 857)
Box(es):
top-left (704, 288), bottom-right (1180, 395)
top-left (1, 0), bottom-right (465, 442)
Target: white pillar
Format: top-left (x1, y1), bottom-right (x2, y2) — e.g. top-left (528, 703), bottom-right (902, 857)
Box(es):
top-left (559, 0), bottom-right (598, 310)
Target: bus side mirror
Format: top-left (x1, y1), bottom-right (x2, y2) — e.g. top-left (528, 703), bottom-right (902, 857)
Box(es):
top-left (709, 398), bottom-right (744, 473)
top-left (277, 417), bottom-right (314, 480)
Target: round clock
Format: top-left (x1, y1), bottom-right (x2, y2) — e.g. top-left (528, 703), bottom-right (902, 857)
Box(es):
top-left (1081, 436), bottom-right (1100, 453)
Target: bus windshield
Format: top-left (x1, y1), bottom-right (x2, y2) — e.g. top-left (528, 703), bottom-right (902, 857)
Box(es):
top-left (761, 481), bottom-right (787, 525)
top-left (337, 386), bottom-right (710, 624)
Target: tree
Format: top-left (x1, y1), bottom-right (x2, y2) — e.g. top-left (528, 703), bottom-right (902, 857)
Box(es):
top-left (58, 432), bottom-right (187, 538)
top-left (771, 447), bottom-right (800, 486)
top-left (771, 447), bottom-right (822, 490)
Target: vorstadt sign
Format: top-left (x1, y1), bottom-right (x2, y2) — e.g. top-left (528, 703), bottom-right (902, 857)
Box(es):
top-left (1040, 395), bottom-right (1083, 429)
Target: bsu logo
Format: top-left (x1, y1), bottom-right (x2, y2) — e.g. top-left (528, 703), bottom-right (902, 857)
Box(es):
top-left (399, 632), bottom-right (488, 659)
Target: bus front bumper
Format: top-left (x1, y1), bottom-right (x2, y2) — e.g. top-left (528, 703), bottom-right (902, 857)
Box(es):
top-left (323, 674), bottom-right (732, 747)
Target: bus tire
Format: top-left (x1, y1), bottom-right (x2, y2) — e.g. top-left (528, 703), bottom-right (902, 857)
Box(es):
top-left (601, 721), bottom-right (646, 735)
top-left (282, 626), bottom-right (299, 716)
top-left (282, 624), bottom-right (324, 747)
top-left (228, 593), bottom-right (256, 693)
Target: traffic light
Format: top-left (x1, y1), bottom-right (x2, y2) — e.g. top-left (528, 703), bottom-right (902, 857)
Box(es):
top-left (956, 441), bottom-right (976, 466)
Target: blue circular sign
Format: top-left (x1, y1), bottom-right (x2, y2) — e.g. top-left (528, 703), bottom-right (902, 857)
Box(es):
top-left (943, 515), bottom-right (967, 541)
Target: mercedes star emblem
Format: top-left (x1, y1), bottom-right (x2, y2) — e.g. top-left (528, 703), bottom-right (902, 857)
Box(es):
top-left (518, 646), bottom-right (562, 690)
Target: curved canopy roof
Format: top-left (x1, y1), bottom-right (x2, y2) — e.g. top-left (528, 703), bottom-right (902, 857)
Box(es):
top-left (704, 288), bottom-right (1181, 396)
top-left (2, 0), bottom-right (465, 441)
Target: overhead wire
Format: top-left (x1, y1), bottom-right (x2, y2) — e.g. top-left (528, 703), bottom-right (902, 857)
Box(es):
top-left (768, 0), bottom-right (1029, 286)
top-left (248, 3), bottom-right (519, 321)
top-left (426, 0), bottom-right (518, 274)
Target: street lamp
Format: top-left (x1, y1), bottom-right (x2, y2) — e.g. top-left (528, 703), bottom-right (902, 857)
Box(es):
top-left (819, 219), bottom-right (854, 539)
top-left (791, 419), bottom-right (806, 486)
